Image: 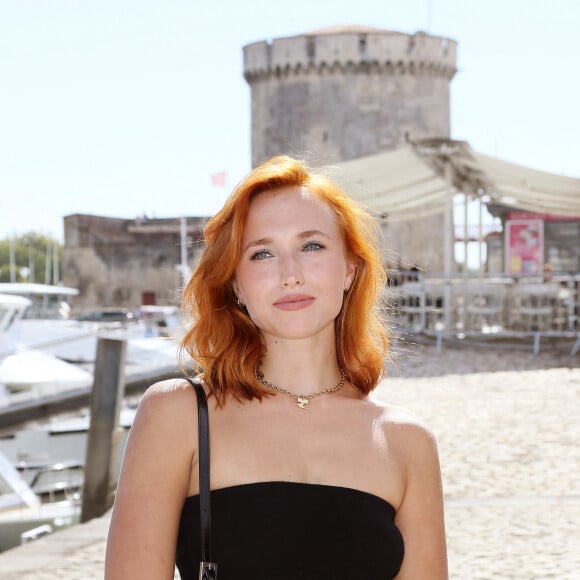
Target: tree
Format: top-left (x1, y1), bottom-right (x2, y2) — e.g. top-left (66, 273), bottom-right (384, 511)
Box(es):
top-left (0, 233), bottom-right (63, 284)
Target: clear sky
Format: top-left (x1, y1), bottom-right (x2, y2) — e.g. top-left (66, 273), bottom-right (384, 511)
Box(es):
top-left (1, 0), bottom-right (579, 242)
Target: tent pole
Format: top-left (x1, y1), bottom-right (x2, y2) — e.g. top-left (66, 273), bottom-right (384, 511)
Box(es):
top-left (478, 197), bottom-right (484, 277)
top-left (443, 162), bottom-right (453, 278)
top-left (443, 161), bottom-right (453, 331)
top-left (463, 192), bottom-right (469, 278)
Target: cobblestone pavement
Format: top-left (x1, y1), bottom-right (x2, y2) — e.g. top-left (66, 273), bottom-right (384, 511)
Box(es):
top-left (381, 343), bottom-right (580, 579)
top-left (0, 340), bottom-right (578, 579)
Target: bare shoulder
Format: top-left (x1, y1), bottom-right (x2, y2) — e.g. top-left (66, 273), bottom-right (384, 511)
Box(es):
top-left (130, 378), bottom-right (199, 444)
top-left (140, 377), bottom-right (198, 411)
top-left (115, 378), bottom-right (200, 494)
top-left (143, 376), bottom-right (200, 399)
top-left (369, 397), bottom-right (440, 457)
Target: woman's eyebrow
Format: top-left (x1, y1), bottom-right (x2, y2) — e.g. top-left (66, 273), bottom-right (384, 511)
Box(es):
top-left (243, 230), bottom-right (331, 252)
top-left (243, 237), bottom-right (272, 252)
top-left (298, 229), bottom-right (331, 239)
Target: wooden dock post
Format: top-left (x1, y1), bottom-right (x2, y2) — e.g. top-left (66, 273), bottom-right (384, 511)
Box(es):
top-left (81, 337), bottom-right (127, 523)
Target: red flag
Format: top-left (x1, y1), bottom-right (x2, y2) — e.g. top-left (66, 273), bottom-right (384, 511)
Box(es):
top-left (211, 171), bottom-right (227, 187)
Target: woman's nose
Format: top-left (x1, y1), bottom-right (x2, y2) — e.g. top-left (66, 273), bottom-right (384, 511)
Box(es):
top-left (279, 255), bottom-right (304, 287)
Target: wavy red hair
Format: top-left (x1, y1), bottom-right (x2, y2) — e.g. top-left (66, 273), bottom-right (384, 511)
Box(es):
top-left (180, 155), bottom-right (388, 404)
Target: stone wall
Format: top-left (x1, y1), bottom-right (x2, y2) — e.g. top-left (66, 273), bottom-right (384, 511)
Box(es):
top-left (381, 212), bottom-right (446, 273)
top-left (63, 214), bottom-right (205, 313)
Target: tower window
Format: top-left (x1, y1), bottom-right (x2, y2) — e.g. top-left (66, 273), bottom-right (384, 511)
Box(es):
top-left (359, 34), bottom-right (367, 53)
top-left (307, 38), bottom-right (315, 60)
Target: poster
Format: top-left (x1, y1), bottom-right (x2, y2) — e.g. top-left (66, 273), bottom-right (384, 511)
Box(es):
top-left (505, 219), bottom-right (543, 274)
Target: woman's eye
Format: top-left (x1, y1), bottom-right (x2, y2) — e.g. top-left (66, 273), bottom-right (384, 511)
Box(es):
top-left (250, 249), bottom-right (272, 261)
top-left (303, 241), bottom-right (324, 252)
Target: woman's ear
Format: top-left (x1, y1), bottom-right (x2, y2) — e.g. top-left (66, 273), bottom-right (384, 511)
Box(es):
top-left (230, 278), bottom-right (244, 306)
top-left (230, 277), bottom-right (238, 299)
top-left (344, 260), bottom-right (357, 291)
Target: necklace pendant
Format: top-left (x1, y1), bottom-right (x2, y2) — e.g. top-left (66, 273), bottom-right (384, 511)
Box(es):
top-left (296, 396), bottom-right (309, 410)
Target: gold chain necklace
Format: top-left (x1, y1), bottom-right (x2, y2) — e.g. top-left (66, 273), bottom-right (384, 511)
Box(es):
top-left (256, 368), bottom-right (346, 410)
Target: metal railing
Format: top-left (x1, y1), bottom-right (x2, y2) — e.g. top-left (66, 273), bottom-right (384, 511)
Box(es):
top-left (384, 271), bottom-right (580, 354)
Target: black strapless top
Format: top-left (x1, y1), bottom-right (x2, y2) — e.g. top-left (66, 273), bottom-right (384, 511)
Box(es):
top-left (176, 481), bottom-right (404, 579)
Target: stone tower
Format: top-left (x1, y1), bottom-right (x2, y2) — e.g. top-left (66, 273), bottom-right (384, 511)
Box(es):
top-left (243, 25), bottom-right (457, 167)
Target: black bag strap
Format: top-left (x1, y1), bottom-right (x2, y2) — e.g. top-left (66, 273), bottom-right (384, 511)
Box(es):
top-left (184, 377), bottom-right (218, 579)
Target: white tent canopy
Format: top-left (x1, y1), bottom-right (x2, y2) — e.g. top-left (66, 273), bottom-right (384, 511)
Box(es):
top-left (322, 139), bottom-right (580, 219)
top-left (461, 150), bottom-right (580, 216)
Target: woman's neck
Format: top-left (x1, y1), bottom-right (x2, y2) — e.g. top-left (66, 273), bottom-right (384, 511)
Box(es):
top-left (259, 338), bottom-right (342, 396)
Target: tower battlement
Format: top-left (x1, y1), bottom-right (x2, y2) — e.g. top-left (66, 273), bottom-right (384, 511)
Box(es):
top-left (244, 27), bottom-right (457, 81)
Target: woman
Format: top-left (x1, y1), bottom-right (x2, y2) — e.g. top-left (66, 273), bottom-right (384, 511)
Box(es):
top-left (105, 155), bottom-right (448, 579)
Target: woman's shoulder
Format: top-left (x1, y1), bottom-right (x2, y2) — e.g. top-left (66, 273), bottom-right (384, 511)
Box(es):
top-left (133, 378), bottom-right (200, 435)
top-left (367, 396), bottom-right (439, 452)
top-left (140, 377), bottom-right (199, 405)
top-left (143, 376), bottom-right (201, 398)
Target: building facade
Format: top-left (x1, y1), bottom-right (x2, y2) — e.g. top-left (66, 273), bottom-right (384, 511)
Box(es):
top-left (63, 214), bottom-right (205, 313)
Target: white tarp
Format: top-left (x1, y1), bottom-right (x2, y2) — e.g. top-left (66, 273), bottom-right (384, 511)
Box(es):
top-left (323, 146), bottom-right (457, 221)
top-left (464, 150), bottom-right (580, 216)
top-left (322, 141), bottom-right (580, 219)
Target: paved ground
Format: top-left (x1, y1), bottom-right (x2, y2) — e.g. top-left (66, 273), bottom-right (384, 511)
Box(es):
top-left (384, 338), bottom-right (580, 579)
top-left (0, 337), bottom-right (578, 579)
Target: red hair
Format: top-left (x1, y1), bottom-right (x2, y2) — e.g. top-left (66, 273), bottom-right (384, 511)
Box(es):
top-left (180, 155), bottom-right (388, 404)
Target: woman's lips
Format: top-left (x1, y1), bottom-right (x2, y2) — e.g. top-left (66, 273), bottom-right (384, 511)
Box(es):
top-left (273, 294), bottom-right (315, 311)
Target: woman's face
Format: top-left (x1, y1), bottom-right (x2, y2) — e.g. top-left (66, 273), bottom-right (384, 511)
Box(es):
top-left (234, 186), bottom-right (355, 346)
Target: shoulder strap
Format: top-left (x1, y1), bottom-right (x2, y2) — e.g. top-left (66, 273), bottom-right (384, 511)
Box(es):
top-left (184, 377), bottom-right (218, 579)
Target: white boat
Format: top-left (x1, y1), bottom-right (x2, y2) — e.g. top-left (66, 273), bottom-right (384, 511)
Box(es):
top-left (0, 283), bottom-right (182, 369)
top-left (0, 451), bottom-right (80, 552)
top-left (0, 283), bottom-right (79, 320)
top-left (0, 404), bottom-right (136, 552)
top-left (0, 283), bottom-right (126, 363)
top-left (0, 292), bottom-right (93, 404)
top-left (0, 406), bottom-right (136, 476)
top-left (0, 294), bottom-right (31, 334)
top-left (0, 290), bottom-right (177, 550)
top-left (0, 285), bottom-right (182, 400)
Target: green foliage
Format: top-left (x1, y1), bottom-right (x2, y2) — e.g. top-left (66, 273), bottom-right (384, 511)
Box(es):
top-left (0, 233), bottom-right (63, 284)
